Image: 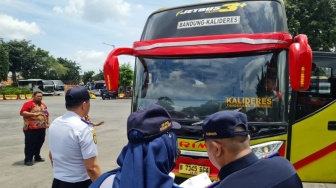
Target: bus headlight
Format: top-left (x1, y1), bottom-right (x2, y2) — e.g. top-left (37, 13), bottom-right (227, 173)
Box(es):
top-left (250, 141), bottom-right (284, 159)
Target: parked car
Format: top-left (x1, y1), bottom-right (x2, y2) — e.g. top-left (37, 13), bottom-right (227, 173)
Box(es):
top-left (101, 89), bottom-right (118, 100)
top-left (92, 89), bottom-right (101, 96)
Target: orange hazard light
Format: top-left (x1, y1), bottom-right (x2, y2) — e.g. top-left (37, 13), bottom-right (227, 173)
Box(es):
top-left (289, 34), bottom-right (312, 91)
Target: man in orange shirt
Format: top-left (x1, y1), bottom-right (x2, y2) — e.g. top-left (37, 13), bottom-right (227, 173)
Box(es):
top-left (20, 91), bottom-right (50, 166)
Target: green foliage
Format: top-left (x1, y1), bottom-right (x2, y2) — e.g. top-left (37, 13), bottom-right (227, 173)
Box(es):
top-left (82, 71), bottom-right (95, 84)
top-left (20, 47), bottom-right (49, 79)
top-left (0, 42), bottom-right (9, 82)
top-left (119, 63), bottom-right (133, 89)
top-left (43, 56), bottom-right (68, 79)
top-left (0, 40), bottom-right (81, 84)
top-left (21, 87), bottom-right (32, 94)
top-left (198, 101), bottom-right (220, 117)
top-left (157, 96), bottom-right (175, 111)
top-left (93, 70), bottom-right (104, 81)
top-left (118, 63), bottom-right (134, 94)
top-left (6, 40), bottom-right (36, 84)
top-left (57, 57), bottom-right (82, 84)
top-left (0, 86), bottom-right (31, 95)
top-left (20, 48), bottom-right (68, 80)
top-left (285, 0), bottom-right (336, 51)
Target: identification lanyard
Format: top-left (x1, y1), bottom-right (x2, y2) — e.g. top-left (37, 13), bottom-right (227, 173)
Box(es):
top-left (81, 118), bottom-right (93, 127)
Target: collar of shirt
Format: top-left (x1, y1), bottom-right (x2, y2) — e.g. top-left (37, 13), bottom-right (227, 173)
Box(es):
top-left (64, 111), bottom-right (92, 126)
top-left (81, 118), bottom-right (93, 127)
top-left (64, 110), bottom-right (82, 118)
top-left (218, 152), bottom-right (259, 181)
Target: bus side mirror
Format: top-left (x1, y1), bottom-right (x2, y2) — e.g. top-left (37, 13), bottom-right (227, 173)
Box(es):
top-left (103, 48), bottom-right (134, 92)
top-left (104, 55), bottom-right (119, 92)
top-left (289, 34), bottom-right (312, 91)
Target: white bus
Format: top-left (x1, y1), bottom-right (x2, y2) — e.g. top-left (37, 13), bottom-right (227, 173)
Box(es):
top-left (50, 80), bottom-right (66, 95)
top-left (18, 79), bottom-right (54, 96)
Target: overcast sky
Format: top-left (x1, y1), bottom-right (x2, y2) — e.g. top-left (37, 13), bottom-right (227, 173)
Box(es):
top-left (0, 0), bottom-right (211, 74)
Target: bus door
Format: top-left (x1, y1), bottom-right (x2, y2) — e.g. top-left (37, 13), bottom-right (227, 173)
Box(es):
top-left (288, 52), bottom-right (336, 183)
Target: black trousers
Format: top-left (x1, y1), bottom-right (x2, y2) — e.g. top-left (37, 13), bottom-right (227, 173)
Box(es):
top-left (52, 178), bottom-right (92, 188)
top-left (24, 129), bottom-right (46, 162)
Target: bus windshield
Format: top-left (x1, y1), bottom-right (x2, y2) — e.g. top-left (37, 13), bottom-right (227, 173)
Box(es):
top-left (94, 83), bottom-right (106, 90)
top-left (134, 50), bottom-right (287, 123)
top-left (142, 0), bottom-right (286, 40)
top-left (43, 80), bottom-right (54, 85)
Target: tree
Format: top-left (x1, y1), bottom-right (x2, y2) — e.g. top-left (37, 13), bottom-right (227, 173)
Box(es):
top-left (20, 47), bottom-right (49, 79)
top-left (7, 40), bottom-right (36, 84)
top-left (43, 56), bottom-right (68, 80)
top-left (3, 41), bottom-right (68, 81)
top-left (119, 63), bottom-right (133, 93)
top-left (58, 57), bottom-right (82, 84)
top-left (285, 0), bottom-right (336, 51)
top-left (0, 41), bottom-right (9, 82)
top-left (20, 48), bottom-right (67, 80)
top-left (93, 70), bottom-right (104, 81)
top-left (82, 71), bottom-right (95, 85)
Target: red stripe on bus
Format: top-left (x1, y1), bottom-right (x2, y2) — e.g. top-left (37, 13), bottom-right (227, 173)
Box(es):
top-left (293, 142), bottom-right (336, 170)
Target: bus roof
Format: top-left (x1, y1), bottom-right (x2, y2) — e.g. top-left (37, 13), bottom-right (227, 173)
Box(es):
top-left (18, 79), bottom-right (43, 81)
top-left (51, 80), bottom-right (65, 85)
top-left (154, 0), bottom-right (284, 14)
top-left (93, 80), bottom-right (105, 83)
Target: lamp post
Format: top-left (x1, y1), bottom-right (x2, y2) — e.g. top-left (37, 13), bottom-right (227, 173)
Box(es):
top-left (102, 43), bottom-right (115, 49)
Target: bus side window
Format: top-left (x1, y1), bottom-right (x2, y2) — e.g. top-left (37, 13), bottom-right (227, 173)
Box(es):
top-left (295, 65), bottom-right (334, 120)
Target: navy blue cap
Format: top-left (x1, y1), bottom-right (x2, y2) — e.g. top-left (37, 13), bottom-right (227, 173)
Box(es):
top-left (65, 86), bottom-right (90, 106)
top-left (127, 104), bottom-right (181, 143)
top-left (201, 111), bottom-right (249, 140)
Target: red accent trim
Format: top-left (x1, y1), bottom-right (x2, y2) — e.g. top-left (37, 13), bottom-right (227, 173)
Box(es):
top-left (278, 141), bottom-right (286, 157)
top-left (293, 142), bottom-right (336, 170)
top-left (133, 32), bottom-right (292, 56)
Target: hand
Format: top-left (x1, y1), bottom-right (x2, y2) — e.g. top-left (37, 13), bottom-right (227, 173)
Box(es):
top-left (92, 121), bottom-right (104, 126)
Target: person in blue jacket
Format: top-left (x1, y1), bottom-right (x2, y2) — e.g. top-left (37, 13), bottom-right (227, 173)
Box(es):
top-left (200, 111), bottom-right (303, 188)
top-left (89, 104), bottom-right (181, 188)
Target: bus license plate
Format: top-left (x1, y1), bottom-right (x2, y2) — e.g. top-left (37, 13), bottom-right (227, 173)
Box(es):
top-left (179, 163), bottom-right (210, 176)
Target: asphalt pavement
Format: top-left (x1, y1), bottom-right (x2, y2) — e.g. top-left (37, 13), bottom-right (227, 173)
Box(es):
top-left (0, 95), bottom-right (334, 188)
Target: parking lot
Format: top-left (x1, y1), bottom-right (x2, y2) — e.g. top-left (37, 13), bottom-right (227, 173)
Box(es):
top-left (0, 95), bottom-right (130, 188)
top-left (0, 95), bottom-right (334, 187)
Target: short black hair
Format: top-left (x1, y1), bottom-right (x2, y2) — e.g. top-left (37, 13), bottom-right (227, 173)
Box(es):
top-left (33, 91), bottom-right (42, 96)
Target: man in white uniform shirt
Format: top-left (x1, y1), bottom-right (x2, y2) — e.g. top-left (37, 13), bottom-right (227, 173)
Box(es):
top-left (49, 86), bottom-right (102, 188)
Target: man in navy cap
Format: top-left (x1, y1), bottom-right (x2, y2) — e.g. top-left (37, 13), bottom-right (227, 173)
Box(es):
top-left (201, 111), bottom-right (302, 188)
top-left (49, 86), bottom-right (102, 188)
top-left (89, 104), bottom-right (181, 188)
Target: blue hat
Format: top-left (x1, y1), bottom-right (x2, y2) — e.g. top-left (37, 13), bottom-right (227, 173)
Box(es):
top-left (201, 111), bottom-right (249, 140)
top-left (127, 104), bottom-right (181, 143)
top-left (65, 86), bottom-right (90, 106)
